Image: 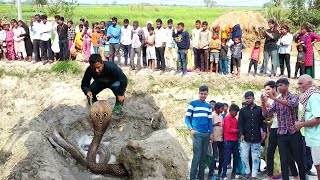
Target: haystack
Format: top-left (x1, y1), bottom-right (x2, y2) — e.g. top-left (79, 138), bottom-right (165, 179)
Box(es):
top-left (210, 11), bottom-right (268, 48)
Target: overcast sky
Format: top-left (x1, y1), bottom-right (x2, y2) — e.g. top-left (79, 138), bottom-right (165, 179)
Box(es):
top-left (12, 0), bottom-right (270, 7)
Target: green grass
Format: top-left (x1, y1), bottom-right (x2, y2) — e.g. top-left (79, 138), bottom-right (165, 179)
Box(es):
top-left (0, 68), bottom-right (4, 78)
top-left (51, 60), bottom-right (83, 74)
top-left (0, 68), bottom-right (24, 79)
top-left (0, 4), bottom-right (259, 32)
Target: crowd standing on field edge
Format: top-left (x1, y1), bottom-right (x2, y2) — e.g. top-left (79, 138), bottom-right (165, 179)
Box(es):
top-left (0, 15), bottom-right (319, 78)
top-left (1, 14), bottom-right (320, 180)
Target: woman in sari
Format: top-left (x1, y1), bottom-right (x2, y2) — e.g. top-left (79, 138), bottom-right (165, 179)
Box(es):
top-left (295, 25), bottom-right (320, 78)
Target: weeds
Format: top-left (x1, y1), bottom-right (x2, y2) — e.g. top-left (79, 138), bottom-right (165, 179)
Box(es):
top-left (51, 60), bottom-right (83, 74)
top-left (0, 69), bottom-right (24, 79)
top-left (0, 68), bottom-right (4, 78)
top-left (0, 148), bottom-right (12, 165)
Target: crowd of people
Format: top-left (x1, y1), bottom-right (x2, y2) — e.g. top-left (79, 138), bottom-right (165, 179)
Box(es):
top-left (0, 15), bottom-right (319, 78)
top-left (186, 75), bottom-right (320, 180)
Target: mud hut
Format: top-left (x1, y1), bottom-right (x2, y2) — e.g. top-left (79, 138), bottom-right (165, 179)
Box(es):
top-left (210, 11), bottom-right (268, 48)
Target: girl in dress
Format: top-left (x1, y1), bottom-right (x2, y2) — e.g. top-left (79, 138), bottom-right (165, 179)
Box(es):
top-left (81, 22), bottom-right (92, 63)
top-left (3, 24), bottom-right (15, 61)
top-left (12, 21), bottom-right (26, 60)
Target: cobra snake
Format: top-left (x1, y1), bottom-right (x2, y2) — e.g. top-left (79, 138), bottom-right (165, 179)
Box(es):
top-left (51, 101), bottom-right (128, 176)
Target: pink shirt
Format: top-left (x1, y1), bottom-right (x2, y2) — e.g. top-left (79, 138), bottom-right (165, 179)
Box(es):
top-left (5, 30), bottom-right (14, 43)
top-left (251, 48), bottom-right (260, 61)
top-left (82, 29), bottom-right (92, 41)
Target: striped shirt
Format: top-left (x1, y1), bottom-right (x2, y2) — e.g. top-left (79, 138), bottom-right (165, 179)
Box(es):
top-left (263, 92), bottom-right (299, 135)
top-left (185, 100), bottom-right (213, 133)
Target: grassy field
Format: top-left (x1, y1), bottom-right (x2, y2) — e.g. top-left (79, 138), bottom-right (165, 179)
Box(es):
top-left (0, 4), bottom-right (259, 32)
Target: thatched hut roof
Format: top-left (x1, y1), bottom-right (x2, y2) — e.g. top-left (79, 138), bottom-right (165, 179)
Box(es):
top-left (210, 11), bottom-right (269, 48)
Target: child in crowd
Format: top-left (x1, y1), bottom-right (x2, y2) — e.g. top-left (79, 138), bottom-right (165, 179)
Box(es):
top-left (221, 104), bottom-right (240, 179)
top-left (81, 22), bottom-right (92, 63)
top-left (219, 38), bottom-right (229, 75)
top-left (0, 25), bottom-right (6, 59)
top-left (4, 24), bottom-right (14, 61)
top-left (75, 24), bottom-right (83, 53)
top-left (226, 32), bottom-right (234, 74)
top-left (104, 36), bottom-right (110, 61)
top-left (208, 102), bottom-right (225, 179)
top-left (92, 26), bottom-right (100, 54)
top-left (248, 41), bottom-right (262, 76)
top-left (294, 44), bottom-right (306, 78)
top-left (230, 37), bottom-right (245, 77)
top-left (209, 32), bottom-right (221, 73)
top-left (67, 20), bottom-right (76, 59)
top-left (98, 30), bottom-right (106, 60)
top-left (145, 26), bottom-right (156, 72)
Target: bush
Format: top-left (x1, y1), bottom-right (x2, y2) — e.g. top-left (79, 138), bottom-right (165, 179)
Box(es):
top-left (51, 60), bottom-right (82, 74)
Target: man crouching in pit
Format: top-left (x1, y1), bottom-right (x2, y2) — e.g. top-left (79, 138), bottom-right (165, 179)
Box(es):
top-left (81, 54), bottom-right (127, 115)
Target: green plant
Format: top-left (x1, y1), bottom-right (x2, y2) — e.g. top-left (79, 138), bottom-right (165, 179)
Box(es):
top-left (0, 68), bottom-right (4, 78)
top-left (51, 60), bottom-right (83, 74)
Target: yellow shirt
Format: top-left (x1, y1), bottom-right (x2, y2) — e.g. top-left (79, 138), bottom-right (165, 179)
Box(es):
top-left (75, 31), bottom-right (83, 49)
top-left (210, 39), bottom-right (221, 53)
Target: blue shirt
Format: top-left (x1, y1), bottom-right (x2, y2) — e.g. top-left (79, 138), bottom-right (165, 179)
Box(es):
top-left (107, 24), bottom-right (121, 44)
top-left (185, 100), bottom-right (213, 133)
top-left (304, 93), bottom-right (320, 147)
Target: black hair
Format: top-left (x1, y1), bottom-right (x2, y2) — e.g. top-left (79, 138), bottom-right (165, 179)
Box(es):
top-left (221, 38), bottom-right (227, 43)
top-left (177, 22), bottom-right (184, 27)
top-left (255, 41), bottom-right (261, 46)
top-left (89, 54), bottom-right (103, 65)
top-left (84, 21), bottom-right (89, 27)
top-left (301, 24), bottom-right (311, 32)
top-left (100, 21), bottom-right (105, 24)
top-left (268, 19), bottom-right (275, 24)
top-left (133, 21), bottom-right (139, 25)
top-left (67, 20), bottom-right (73, 25)
top-left (229, 104), bottom-right (240, 112)
top-left (80, 18), bottom-right (85, 22)
top-left (215, 102), bottom-right (224, 111)
top-left (223, 103), bottom-right (229, 107)
top-left (40, 14), bottom-right (47, 19)
top-left (195, 20), bottom-right (201, 24)
top-left (297, 44), bottom-right (306, 52)
top-left (35, 14), bottom-right (40, 17)
top-left (209, 100), bottom-right (216, 104)
top-left (234, 36), bottom-right (240, 41)
top-left (167, 19), bottom-right (173, 24)
top-left (11, 19), bottom-right (17, 24)
top-left (199, 85), bottom-right (208, 92)
top-left (124, 19), bottom-right (129, 23)
top-left (112, 17), bottom-right (117, 22)
top-left (156, 19), bottom-right (162, 24)
top-left (148, 26), bottom-right (154, 31)
top-left (276, 78), bottom-right (290, 86)
top-left (202, 21), bottom-right (208, 26)
top-left (59, 16), bottom-right (64, 21)
top-left (54, 15), bottom-right (60, 19)
top-left (264, 80), bottom-right (277, 89)
top-left (79, 24), bottom-right (83, 28)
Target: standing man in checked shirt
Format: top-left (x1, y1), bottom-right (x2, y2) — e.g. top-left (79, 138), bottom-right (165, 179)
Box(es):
top-left (185, 85), bottom-right (214, 180)
top-left (262, 78), bottom-right (306, 180)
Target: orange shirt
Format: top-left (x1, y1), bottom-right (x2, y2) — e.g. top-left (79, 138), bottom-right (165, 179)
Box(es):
top-left (92, 32), bottom-right (100, 46)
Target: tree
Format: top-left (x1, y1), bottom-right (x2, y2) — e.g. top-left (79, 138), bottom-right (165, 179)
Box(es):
top-left (273, 0), bottom-right (284, 6)
top-left (33, 0), bottom-right (47, 5)
top-left (203, 0), bottom-right (216, 7)
top-left (112, 0), bottom-right (117, 5)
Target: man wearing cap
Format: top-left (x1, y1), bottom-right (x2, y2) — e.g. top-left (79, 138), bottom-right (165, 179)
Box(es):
top-left (259, 19), bottom-right (280, 77)
top-left (262, 78), bottom-right (306, 180)
top-left (238, 91), bottom-right (266, 180)
top-left (142, 20), bottom-right (153, 68)
top-left (107, 17), bottom-right (121, 65)
top-left (295, 74), bottom-right (320, 179)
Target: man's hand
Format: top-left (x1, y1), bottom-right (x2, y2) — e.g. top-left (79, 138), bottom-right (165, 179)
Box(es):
top-left (117, 95), bottom-right (125, 103)
top-left (240, 135), bottom-right (244, 142)
top-left (262, 132), bottom-right (266, 141)
top-left (87, 91), bottom-right (93, 98)
top-left (185, 50), bottom-right (188, 55)
top-left (190, 129), bottom-right (195, 137)
top-left (294, 121), bottom-right (304, 131)
top-left (210, 134), bottom-right (214, 143)
top-left (215, 122), bottom-right (221, 126)
top-left (266, 92), bottom-right (276, 100)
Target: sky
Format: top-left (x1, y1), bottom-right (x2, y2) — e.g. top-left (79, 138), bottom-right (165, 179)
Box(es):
top-left (11, 0), bottom-right (271, 7)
